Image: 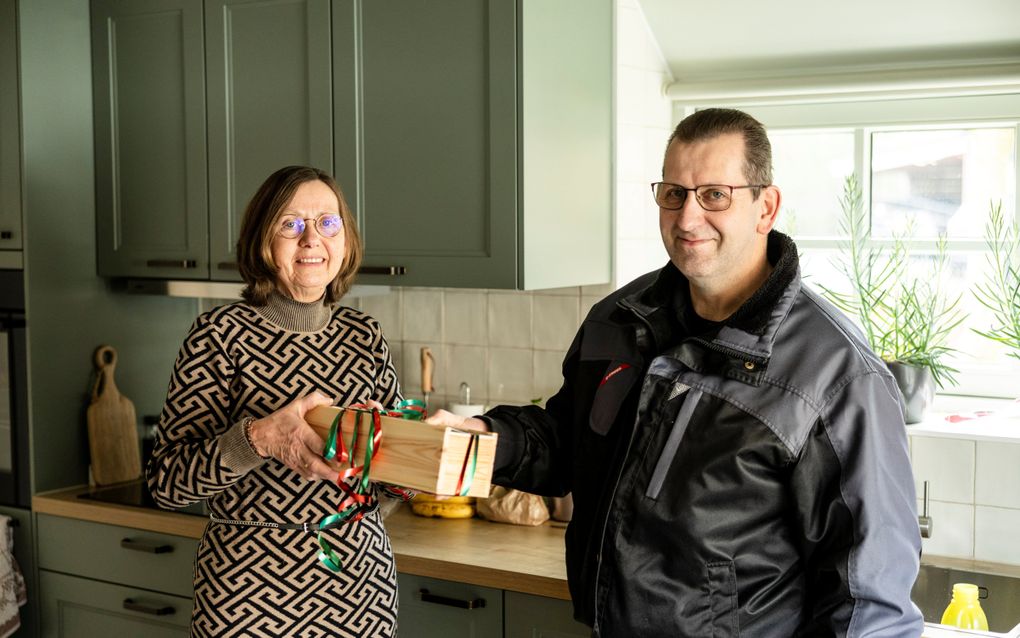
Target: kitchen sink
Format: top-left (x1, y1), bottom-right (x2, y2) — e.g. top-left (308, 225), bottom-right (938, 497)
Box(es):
top-left (914, 562), bottom-right (1020, 633)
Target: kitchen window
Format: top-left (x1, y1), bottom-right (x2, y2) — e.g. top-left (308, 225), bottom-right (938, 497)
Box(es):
top-left (745, 95), bottom-right (1020, 399)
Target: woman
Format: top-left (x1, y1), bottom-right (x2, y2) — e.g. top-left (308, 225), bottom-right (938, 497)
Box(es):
top-left (147, 166), bottom-right (406, 637)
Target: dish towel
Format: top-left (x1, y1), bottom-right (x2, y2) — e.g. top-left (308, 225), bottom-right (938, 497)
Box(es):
top-left (0, 515), bottom-right (26, 638)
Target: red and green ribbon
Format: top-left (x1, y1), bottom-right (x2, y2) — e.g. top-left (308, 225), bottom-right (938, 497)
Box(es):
top-left (316, 399), bottom-right (426, 572)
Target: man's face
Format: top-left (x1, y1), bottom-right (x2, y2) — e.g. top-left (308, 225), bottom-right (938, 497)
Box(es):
top-left (658, 132), bottom-right (778, 291)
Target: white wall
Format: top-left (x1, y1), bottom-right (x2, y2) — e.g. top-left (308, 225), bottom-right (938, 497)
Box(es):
top-left (613, 0), bottom-right (672, 287)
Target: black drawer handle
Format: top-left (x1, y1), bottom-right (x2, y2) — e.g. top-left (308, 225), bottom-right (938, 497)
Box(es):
top-left (419, 588), bottom-right (485, 610)
top-left (123, 598), bottom-right (175, 616)
top-left (146, 259), bottom-right (198, 269)
top-left (0, 230), bottom-right (12, 240)
top-left (358, 266), bottom-right (406, 276)
top-left (120, 537), bottom-right (173, 554)
top-left (217, 261), bottom-right (238, 270)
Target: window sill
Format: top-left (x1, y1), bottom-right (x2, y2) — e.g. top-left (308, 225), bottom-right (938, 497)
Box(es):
top-left (906, 395), bottom-right (1020, 442)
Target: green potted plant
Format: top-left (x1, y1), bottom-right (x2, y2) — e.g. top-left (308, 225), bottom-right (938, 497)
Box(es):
top-left (820, 174), bottom-right (965, 423)
top-left (972, 201), bottom-right (1020, 364)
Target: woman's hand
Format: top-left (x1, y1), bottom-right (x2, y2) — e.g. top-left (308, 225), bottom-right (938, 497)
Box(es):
top-left (247, 391), bottom-right (339, 481)
top-left (425, 409), bottom-right (490, 433)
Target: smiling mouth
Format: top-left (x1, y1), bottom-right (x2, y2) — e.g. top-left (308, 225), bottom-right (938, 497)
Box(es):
top-left (296, 258), bottom-right (325, 264)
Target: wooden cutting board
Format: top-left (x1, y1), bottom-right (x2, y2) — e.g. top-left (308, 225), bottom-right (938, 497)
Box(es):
top-left (87, 345), bottom-right (142, 485)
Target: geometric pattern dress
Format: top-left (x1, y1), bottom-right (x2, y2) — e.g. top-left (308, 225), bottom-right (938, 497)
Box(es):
top-left (145, 294), bottom-right (403, 637)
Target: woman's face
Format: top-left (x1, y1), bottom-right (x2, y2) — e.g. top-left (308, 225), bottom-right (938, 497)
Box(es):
top-left (270, 180), bottom-right (346, 303)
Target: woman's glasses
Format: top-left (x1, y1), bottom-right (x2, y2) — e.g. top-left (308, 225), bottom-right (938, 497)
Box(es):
top-left (276, 213), bottom-right (343, 239)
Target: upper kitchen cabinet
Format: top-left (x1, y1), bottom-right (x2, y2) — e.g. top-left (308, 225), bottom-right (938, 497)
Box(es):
top-left (93, 0), bottom-right (332, 281)
top-left (206, 0), bottom-right (333, 280)
top-left (335, 0), bottom-right (612, 289)
top-left (0, 0), bottom-right (22, 259)
top-left (92, 0), bottom-right (209, 279)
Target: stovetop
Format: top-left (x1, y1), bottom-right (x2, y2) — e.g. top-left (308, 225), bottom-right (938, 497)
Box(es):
top-left (76, 479), bottom-right (208, 517)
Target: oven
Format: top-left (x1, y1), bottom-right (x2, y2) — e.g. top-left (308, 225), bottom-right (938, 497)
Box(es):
top-left (0, 269), bottom-right (30, 508)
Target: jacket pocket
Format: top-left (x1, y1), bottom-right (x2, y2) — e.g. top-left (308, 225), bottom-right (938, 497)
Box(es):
top-left (706, 561), bottom-right (739, 638)
top-left (589, 360), bottom-right (638, 435)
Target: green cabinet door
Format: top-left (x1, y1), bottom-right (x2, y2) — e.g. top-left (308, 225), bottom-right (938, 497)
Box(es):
top-left (0, 0), bottom-right (21, 253)
top-left (206, 0), bottom-right (334, 280)
top-left (396, 572), bottom-right (503, 638)
top-left (39, 570), bottom-right (192, 637)
top-left (334, 0), bottom-right (518, 288)
top-left (92, 0), bottom-right (209, 279)
top-left (504, 591), bottom-right (590, 637)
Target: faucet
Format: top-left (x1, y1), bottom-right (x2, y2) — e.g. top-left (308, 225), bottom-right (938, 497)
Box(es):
top-left (918, 480), bottom-right (933, 539)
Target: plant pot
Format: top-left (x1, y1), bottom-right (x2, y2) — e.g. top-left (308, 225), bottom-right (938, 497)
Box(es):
top-left (885, 361), bottom-right (935, 425)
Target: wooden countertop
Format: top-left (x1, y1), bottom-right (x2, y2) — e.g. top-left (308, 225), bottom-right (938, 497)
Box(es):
top-left (32, 485), bottom-right (571, 600)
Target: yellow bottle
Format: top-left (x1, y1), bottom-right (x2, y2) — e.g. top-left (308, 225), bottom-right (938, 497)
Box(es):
top-left (940, 583), bottom-right (989, 630)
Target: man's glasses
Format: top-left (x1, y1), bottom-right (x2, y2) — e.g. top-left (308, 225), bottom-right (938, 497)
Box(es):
top-left (276, 213), bottom-right (343, 239)
top-left (650, 182), bottom-right (768, 212)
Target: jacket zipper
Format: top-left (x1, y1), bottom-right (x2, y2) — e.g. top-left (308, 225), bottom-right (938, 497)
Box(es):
top-left (592, 303), bottom-right (654, 634)
top-left (691, 336), bottom-right (768, 367)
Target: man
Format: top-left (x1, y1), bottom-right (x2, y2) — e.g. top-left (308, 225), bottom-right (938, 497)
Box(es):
top-left (430, 108), bottom-right (923, 637)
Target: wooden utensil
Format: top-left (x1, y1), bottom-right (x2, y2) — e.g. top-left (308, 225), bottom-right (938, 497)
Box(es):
top-left (87, 345), bottom-right (142, 485)
top-left (420, 346), bottom-right (434, 415)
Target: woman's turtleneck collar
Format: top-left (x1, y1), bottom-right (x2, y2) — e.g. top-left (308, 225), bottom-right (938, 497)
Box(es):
top-left (252, 290), bottom-right (333, 333)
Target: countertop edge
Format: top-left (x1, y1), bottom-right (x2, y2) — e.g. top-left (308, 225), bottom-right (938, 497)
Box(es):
top-left (32, 486), bottom-right (572, 600)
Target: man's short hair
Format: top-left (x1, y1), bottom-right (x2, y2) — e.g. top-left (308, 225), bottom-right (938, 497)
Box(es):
top-left (668, 108), bottom-right (773, 199)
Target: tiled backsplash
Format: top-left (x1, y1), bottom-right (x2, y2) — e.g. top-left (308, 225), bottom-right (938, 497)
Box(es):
top-left (911, 435), bottom-right (1020, 565)
top-left (355, 285), bottom-right (614, 411)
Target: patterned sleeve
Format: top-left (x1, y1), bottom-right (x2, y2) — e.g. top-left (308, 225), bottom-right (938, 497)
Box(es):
top-left (146, 313), bottom-right (260, 509)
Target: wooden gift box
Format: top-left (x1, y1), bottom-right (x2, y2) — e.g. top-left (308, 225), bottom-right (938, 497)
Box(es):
top-left (305, 406), bottom-right (497, 498)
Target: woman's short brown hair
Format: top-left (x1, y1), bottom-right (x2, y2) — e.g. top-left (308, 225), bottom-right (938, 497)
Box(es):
top-left (236, 166), bottom-right (363, 306)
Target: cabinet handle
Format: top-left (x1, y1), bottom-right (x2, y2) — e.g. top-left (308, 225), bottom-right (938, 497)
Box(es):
top-left (358, 266), bottom-right (407, 276)
top-left (419, 588), bottom-right (485, 610)
top-left (146, 259), bottom-right (198, 269)
top-left (120, 537), bottom-right (174, 554)
top-left (0, 231), bottom-right (11, 240)
top-left (217, 261), bottom-right (238, 270)
top-left (123, 598), bottom-right (175, 616)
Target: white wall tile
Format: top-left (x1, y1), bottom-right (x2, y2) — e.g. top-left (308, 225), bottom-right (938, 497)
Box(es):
top-left (581, 295), bottom-right (603, 321)
top-left (488, 293), bottom-right (532, 348)
top-left (533, 295), bottom-right (580, 351)
top-left (402, 290), bottom-right (442, 342)
top-left (581, 282), bottom-right (616, 297)
top-left (488, 347), bottom-right (534, 403)
top-left (616, 124), bottom-right (646, 182)
top-left (534, 350), bottom-right (566, 407)
top-left (359, 290), bottom-right (402, 341)
top-left (911, 436), bottom-right (975, 504)
top-left (617, 180), bottom-right (654, 241)
top-left (975, 506), bottom-right (1020, 565)
top-left (444, 344), bottom-right (487, 407)
top-left (443, 291), bottom-right (487, 346)
top-left (533, 286), bottom-right (581, 297)
top-left (975, 442), bottom-right (1020, 509)
top-left (921, 501), bottom-right (974, 559)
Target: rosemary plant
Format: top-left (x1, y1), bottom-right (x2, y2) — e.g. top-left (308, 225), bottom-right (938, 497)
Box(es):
top-left (972, 201), bottom-right (1020, 361)
top-left (820, 174), bottom-right (964, 387)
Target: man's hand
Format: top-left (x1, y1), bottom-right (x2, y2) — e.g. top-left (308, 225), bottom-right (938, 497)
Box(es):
top-left (425, 409), bottom-right (491, 433)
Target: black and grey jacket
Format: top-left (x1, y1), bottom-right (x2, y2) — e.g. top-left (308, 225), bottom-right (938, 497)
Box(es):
top-left (485, 232), bottom-right (923, 637)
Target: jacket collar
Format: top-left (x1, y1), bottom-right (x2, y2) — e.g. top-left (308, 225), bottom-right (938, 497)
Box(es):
top-left (619, 231), bottom-right (801, 361)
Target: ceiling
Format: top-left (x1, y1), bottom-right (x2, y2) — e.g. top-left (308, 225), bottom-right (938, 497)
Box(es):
top-left (636, 0), bottom-right (1020, 81)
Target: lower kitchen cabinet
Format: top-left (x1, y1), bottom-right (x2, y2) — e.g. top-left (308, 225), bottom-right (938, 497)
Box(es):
top-left (504, 591), bottom-right (589, 637)
top-left (40, 570), bottom-right (192, 636)
top-left (397, 573), bottom-right (589, 638)
top-left (36, 514), bottom-right (199, 636)
top-left (397, 573), bottom-right (503, 638)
